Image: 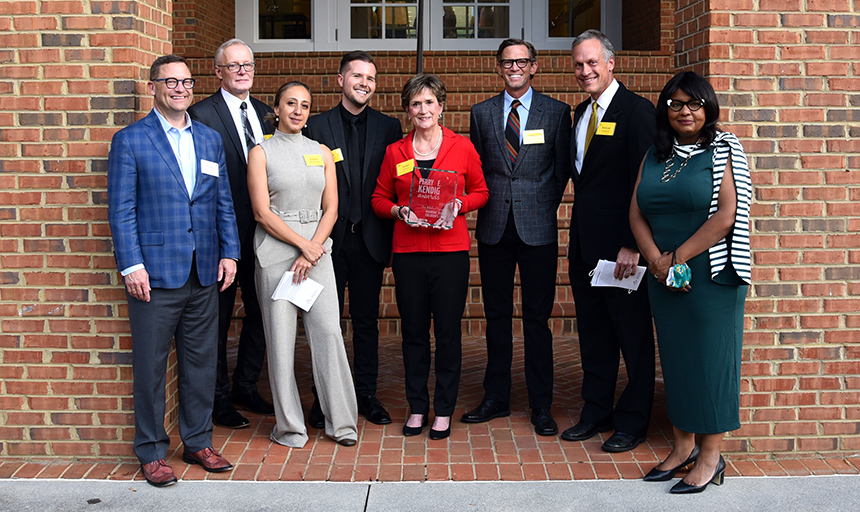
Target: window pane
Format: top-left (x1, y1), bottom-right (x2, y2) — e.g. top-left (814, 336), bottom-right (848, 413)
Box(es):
top-left (351, 1), bottom-right (417, 39)
top-left (548, 0), bottom-right (600, 38)
top-left (442, 2), bottom-right (508, 39)
top-left (258, 0), bottom-right (311, 40)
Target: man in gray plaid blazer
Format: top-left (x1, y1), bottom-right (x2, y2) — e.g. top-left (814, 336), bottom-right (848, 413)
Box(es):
top-left (462, 39), bottom-right (572, 436)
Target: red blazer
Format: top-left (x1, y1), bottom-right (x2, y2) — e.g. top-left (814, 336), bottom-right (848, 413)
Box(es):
top-left (372, 127), bottom-right (489, 253)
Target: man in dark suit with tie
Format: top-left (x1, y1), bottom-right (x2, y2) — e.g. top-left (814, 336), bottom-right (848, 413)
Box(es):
top-left (564, 30), bottom-right (656, 452)
top-left (108, 54), bottom-right (240, 486)
top-left (462, 39), bottom-right (571, 436)
top-left (304, 51), bottom-right (403, 425)
top-left (188, 39), bottom-right (275, 429)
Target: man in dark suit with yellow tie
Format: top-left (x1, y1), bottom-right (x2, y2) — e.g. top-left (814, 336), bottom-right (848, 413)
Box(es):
top-left (189, 39), bottom-right (275, 429)
top-left (463, 39), bottom-right (571, 436)
top-left (565, 30), bottom-right (656, 452)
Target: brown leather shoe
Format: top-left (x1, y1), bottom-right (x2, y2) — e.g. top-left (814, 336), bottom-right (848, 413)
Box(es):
top-left (140, 459), bottom-right (177, 487)
top-left (182, 447), bottom-right (233, 473)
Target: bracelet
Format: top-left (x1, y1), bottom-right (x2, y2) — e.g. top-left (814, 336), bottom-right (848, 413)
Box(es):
top-left (394, 206), bottom-right (405, 220)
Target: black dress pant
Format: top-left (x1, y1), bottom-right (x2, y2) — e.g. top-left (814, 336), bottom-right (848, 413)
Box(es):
top-left (333, 223), bottom-right (386, 396)
top-left (478, 218), bottom-right (557, 409)
top-left (393, 251), bottom-right (469, 416)
top-left (216, 228), bottom-right (266, 401)
top-left (569, 252), bottom-right (655, 437)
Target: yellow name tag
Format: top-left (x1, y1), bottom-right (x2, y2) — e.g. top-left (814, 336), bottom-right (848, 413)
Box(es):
top-left (264, 134), bottom-right (273, 140)
top-left (331, 148), bottom-right (344, 163)
top-left (596, 122), bottom-right (616, 136)
top-left (396, 159), bottom-right (415, 177)
top-left (304, 154), bottom-right (324, 166)
top-left (523, 129), bottom-right (545, 145)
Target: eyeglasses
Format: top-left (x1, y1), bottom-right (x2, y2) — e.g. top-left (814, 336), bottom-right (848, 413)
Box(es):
top-left (667, 98), bottom-right (705, 112)
top-left (499, 58), bottom-right (534, 69)
top-left (217, 62), bottom-right (256, 73)
top-left (152, 77), bottom-right (197, 89)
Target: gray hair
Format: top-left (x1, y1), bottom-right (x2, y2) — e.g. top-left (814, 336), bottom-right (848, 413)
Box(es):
top-left (571, 29), bottom-right (615, 62)
top-left (214, 38), bottom-right (255, 66)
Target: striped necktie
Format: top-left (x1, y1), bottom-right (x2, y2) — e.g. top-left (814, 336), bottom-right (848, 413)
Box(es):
top-left (505, 99), bottom-right (521, 164)
top-left (239, 101), bottom-right (256, 158)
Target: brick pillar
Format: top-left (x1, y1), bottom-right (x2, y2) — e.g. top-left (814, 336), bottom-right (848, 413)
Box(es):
top-left (0, 0), bottom-right (173, 458)
top-left (675, 0), bottom-right (860, 456)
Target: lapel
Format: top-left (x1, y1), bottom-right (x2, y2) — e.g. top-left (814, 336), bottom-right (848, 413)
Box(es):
top-left (487, 95), bottom-right (512, 175)
top-left (251, 97), bottom-right (275, 135)
top-left (327, 107), bottom-right (350, 187)
top-left (362, 109), bottom-right (379, 186)
top-left (581, 84), bottom-right (626, 178)
top-left (144, 111), bottom-right (190, 199)
top-left (211, 92), bottom-right (245, 161)
top-left (190, 120), bottom-right (208, 199)
top-left (513, 91), bottom-right (545, 176)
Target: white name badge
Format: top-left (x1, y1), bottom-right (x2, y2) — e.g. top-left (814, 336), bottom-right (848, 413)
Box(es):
top-left (523, 129), bottom-right (545, 145)
top-left (201, 159), bottom-right (219, 177)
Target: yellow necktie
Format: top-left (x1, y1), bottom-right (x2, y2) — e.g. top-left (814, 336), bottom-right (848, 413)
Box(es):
top-left (584, 101), bottom-right (598, 154)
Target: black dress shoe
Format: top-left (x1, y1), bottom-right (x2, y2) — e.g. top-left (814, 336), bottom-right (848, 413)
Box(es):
top-left (560, 421), bottom-right (612, 442)
top-left (308, 396), bottom-right (325, 429)
top-left (336, 437), bottom-right (357, 447)
top-left (402, 415), bottom-right (428, 436)
top-left (231, 388), bottom-right (275, 416)
top-left (644, 445), bottom-right (700, 482)
top-left (460, 399), bottom-right (510, 423)
top-left (429, 425), bottom-right (451, 440)
top-left (602, 431), bottom-right (646, 453)
top-left (530, 408), bottom-right (558, 436)
top-left (357, 395), bottom-right (392, 425)
top-left (213, 402), bottom-right (250, 429)
top-left (670, 456), bottom-right (726, 494)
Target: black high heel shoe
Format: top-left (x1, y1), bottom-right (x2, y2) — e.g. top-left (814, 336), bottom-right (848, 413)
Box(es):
top-left (670, 455), bottom-right (726, 494)
top-left (402, 415), bottom-right (428, 436)
top-left (643, 445), bottom-right (700, 482)
top-left (429, 418), bottom-right (451, 440)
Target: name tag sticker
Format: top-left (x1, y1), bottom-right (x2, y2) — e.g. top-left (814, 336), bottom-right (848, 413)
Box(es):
top-left (596, 122), bottom-right (616, 136)
top-left (304, 154), bottom-right (324, 166)
top-left (396, 159), bottom-right (415, 177)
top-left (523, 129), bottom-right (545, 145)
top-left (331, 148), bottom-right (344, 163)
top-left (201, 159), bottom-right (219, 177)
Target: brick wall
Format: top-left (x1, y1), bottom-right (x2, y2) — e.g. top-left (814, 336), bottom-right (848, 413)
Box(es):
top-left (0, 0), bottom-right (173, 458)
top-left (676, 0), bottom-right (860, 456)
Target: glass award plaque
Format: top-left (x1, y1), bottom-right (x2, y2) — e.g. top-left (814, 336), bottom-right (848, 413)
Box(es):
top-left (407, 167), bottom-right (459, 229)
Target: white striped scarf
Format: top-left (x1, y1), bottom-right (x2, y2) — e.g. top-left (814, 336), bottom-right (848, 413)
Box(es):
top-left (707, 131), bottom-right (752, 284)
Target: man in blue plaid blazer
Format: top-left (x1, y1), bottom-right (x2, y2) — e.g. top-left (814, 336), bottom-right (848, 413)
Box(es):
top-left (108, 55), bottom-right (240, 487)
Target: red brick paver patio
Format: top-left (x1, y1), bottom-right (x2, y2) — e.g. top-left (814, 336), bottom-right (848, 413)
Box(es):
top-left (1, 336), bottom-right (858, 482)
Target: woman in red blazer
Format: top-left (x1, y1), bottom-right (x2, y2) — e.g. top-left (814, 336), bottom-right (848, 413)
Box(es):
top-left (372, 74), bottom-right (489, 440)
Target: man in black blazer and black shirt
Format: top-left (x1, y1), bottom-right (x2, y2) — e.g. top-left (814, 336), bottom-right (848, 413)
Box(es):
top-left (189, 39), bottom-right (275, 429)
top-left (304, 51), bottom-right (403, 425)
top-left (565, 30), bottom-right (656, 452)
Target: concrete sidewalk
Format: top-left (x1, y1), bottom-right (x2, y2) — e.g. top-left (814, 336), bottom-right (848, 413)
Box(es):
top-left (2, 476), bottom-right (858, 512)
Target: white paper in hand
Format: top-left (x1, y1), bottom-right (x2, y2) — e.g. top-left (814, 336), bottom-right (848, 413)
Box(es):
top-left (589, 259), bottom-right (646, 291)
top-left (271, 271), bottom-right (324, 311)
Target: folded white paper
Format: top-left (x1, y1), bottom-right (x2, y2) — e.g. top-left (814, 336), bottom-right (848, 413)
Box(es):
top-left (271, 271), bottom-right (324, 311)
top-left (589, 259), bottom-right (646, 291)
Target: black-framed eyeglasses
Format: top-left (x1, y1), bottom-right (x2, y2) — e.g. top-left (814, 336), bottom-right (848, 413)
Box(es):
top-left (667, 98), bottom-right (705, 112)
top-left (499, 58), bottom-right (534, 69)
top-left (217, 62), bottom-right (256, 73)
top-left (152, 77), bottom-right (197, 89)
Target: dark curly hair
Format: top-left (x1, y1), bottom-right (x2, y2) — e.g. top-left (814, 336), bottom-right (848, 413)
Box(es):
top-left (654, 71), bottom-right (720, 161)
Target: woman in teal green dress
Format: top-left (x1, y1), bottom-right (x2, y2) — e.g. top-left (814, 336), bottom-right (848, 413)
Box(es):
top-left (629, 72), bottom-right (752, 494)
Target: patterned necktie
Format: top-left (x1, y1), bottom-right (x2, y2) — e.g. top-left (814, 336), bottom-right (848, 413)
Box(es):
top-left (239, 101), bottom-right (256, 158)
top-left (584, 101), bottom-right (598, 154)
top-left (505, 99), bottom-right (521, 164)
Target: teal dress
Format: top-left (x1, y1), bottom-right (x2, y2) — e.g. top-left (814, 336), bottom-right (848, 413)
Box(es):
top-left (637, 146), bottom-right (747, 434)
